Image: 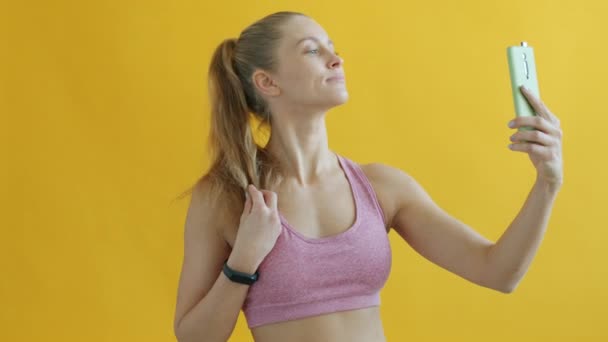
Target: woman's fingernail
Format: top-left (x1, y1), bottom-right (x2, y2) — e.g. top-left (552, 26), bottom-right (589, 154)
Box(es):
top-left (508, 120), bottom-right (515, 128)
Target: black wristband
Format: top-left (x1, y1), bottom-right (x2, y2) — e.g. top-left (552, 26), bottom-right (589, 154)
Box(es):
top-left (222, 259), bottom-right (259, 285)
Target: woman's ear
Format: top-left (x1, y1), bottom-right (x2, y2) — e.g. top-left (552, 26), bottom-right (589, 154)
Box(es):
top-left (252, 70), bottom-right (281, 97)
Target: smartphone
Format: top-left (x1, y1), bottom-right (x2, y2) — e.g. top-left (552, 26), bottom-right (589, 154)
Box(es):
top-left (507, 41), bottom-right (540, 131)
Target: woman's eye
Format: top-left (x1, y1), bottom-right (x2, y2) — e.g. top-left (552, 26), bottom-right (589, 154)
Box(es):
top-left (307, 49), bottom-right (340, 56)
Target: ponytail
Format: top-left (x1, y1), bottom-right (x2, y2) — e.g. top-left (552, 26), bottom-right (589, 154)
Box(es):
top-left (207, 38), bottom-right (259, 190)
top-left (174, 11), bottom-right (307, 212)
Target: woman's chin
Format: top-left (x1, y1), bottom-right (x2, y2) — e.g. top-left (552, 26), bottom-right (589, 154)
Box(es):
top-left (324, 94), bottom-right (349, 110)
top-left (332, 91), bottom-right (349, 105)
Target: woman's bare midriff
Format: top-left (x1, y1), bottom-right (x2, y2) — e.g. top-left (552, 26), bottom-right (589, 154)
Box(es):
top-left (250, 306), bottom-right (386, 342)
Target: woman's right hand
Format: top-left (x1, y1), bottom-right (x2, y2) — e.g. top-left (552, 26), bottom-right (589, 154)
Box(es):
top-left (228, 184), bottom-right (282, 273)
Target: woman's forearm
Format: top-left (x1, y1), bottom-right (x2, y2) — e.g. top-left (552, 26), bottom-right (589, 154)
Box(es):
top-left (175, 255), bottom-right (254, 342)
top-left (485, 177), bottom-right (561, 293)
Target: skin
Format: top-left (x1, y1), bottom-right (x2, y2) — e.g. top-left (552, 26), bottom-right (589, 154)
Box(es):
top-left (254, 15), bottom-right (348, 186)
top-left (239, 15), bottom-right (387, 341)
top-left (227, 15), bottom-right (563, 342)
top-left (222, 160), bottom-right (393, 342)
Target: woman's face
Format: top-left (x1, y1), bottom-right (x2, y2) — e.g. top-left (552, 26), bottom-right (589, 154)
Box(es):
top-left (255, 16), bottom-right (348, 113)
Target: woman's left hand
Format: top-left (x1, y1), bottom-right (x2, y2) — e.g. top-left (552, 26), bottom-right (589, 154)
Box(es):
top-left (508, 85), bottom-right (563, 187)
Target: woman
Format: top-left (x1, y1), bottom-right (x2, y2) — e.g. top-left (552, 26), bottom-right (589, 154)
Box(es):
top-left (173, 11), bottom-right (563, 342)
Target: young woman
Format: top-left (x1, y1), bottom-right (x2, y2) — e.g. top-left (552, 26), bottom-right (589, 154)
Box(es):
top-left (173, 11), bottom-right (563, 342)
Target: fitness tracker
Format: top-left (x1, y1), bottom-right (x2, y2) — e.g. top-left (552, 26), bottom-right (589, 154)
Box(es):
top-left (222, 260), bottom-right (259, 285)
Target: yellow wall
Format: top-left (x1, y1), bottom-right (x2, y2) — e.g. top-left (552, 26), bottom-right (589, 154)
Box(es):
top-left (2, 0), bottom-right (607, 341)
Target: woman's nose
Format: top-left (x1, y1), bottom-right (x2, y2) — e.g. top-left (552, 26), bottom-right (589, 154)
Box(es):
top-left (329, 53), bottom-right (343, 68)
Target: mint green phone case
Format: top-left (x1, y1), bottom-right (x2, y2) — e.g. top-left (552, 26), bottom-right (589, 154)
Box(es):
top-left (507, 42), bottom-right (540, 131)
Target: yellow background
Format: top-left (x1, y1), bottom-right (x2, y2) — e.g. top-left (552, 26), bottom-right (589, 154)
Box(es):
top-left (2, 0), bottom-right (606, 341)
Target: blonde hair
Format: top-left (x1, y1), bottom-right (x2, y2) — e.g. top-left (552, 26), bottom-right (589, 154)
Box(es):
top-left (175, 11), bottom-right (307, 210)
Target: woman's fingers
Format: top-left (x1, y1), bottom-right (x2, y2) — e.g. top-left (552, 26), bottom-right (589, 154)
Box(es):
top-left (261, 190), bottom-right (278, 212)
top-left (510, 115), bottom-right (560, 136)
top-left (244, 185), bottom-right (279, 214)
top-left (510, 128), bottom-right (555, 147)
top-left (247, 185), bottom-right (266, 211)
top-left (520, 86), bottom-right (561, 127)
top-left (243, 189), bottom-right (252, 214)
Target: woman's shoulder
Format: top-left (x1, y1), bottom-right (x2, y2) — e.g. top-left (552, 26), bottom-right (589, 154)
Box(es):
top-left (358, 160), bottom-right (412, 183)
top-left (191, 177), bottom-right (241, 249)
top-left (357, 160), bottom-right (419, 230)
top-left (358, 162), bottom-right (401, 230)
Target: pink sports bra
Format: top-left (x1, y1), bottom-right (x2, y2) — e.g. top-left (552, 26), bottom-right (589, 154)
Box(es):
top-left (241, 153), bottom-right (392, 328)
